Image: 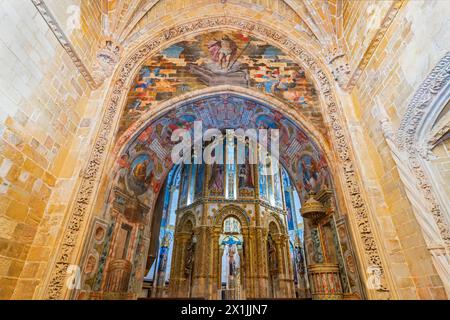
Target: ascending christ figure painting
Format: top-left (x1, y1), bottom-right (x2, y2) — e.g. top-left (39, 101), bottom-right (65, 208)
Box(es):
top-left (208, 35), bottom-right (238, 71)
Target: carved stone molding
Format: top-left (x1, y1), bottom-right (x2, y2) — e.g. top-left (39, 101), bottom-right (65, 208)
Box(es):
top-left (345, 0), bottom-right (405, 91)
top-left (44, 16), bottom-right (390, 299)
top-left (380, 118), bottom-right (395, 141)
top-left (31, 0), bottom-right (99, 89)
top-left (395, 52), bottom-right (450, 245)
top-left (428, 116), bottom-right (450, 148)
top-left (92, 40), bottom-right (121, 85)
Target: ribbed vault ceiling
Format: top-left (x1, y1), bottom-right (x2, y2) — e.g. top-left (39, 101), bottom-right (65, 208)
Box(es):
top-left (104, 0), bottom-right (343, 51)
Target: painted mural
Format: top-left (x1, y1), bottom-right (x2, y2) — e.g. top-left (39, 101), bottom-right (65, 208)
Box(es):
top-left (238, 162), bottom-right (255, 197)
top-left (126, 153), bottom-right (155, 196)
top-left (114, 94), bottom-right (329, 209)
top-left (89, 94), bottom-right (332, 298)
top-left (118, 31), bottom-right (322, 137)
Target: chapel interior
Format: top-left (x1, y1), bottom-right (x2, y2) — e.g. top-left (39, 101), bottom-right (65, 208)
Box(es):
top-left (0, 0), bottom-right (449, 300)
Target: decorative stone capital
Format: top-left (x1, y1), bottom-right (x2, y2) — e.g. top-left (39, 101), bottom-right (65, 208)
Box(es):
top-left (92, 40), bottom-right (121, 85)
top-left (325, 47), bottom-right (351, 88)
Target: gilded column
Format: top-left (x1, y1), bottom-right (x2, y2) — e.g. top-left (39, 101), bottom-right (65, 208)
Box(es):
top-left (191, 226), bottom-right (209, 298)
top-left (210, 227), bottom-right (221, 299)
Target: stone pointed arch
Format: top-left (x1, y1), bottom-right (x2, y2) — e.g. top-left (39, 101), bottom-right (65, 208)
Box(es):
top-left (43, 17), bottom-right (393, 300)
top-left (395, 52), bottom-right (450, 246)
top-left (265, 212), bottom-right (287, 235)
top-left (113, 86), bottom-right (332, 163)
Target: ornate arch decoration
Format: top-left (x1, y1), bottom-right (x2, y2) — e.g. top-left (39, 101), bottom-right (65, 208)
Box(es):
top-left (268, 221), bottom-right (279, 234)
top-left (214, 205), bottom-right (250, 229)
top-left (107, 88), bottom-right (335, 210)
top-left (395, 51), bottom-right (450, 245)
top-left (43, 16), bottom-right (392, 300)
top-left (416, 80), bottom-right (450, 219)
top-left (104, 88), bottom-right (333, 235)
top-left (265, 212), bottom-right (286, 235)
top-left (120, 2), bottom-right (324, 55)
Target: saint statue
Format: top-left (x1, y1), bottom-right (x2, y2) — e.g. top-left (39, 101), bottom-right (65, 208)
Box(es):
top-left (268, 237), bottom-right (278, 271)
top-left (228, 244), bottom-right (236, 276)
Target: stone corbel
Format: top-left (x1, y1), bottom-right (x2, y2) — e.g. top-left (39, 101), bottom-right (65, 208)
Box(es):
top-left (325, 47), bottom-right (351, 88)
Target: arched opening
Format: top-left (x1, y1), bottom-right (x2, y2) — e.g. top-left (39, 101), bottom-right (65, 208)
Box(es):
top-left (71, 29), bottom-right (367, 301)
top-left (136, 128), bottom-right (314, 299)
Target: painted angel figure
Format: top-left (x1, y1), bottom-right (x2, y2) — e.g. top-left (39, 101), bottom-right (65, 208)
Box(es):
top-left (208, 35), bottom-right (238, 70)
top-left (209, 164), bottom-right (224, 194)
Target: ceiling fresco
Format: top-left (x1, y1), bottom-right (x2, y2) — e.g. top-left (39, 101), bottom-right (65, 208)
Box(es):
top-left (118, 31), bottom-right (324, 137)
top-left (113, 95), bottom-right (329, 208)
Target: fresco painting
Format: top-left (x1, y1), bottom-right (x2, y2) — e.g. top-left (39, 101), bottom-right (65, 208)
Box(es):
top-left (119, 31), bottom-right (320, 137)
top-left (125, 154), bottom-right (155, 196)
top-left (114, 95), bottom-right (328, 209)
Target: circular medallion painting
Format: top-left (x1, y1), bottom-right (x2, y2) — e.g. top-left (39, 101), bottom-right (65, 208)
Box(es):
top-left (126, 153), bottom-right (154, 196)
